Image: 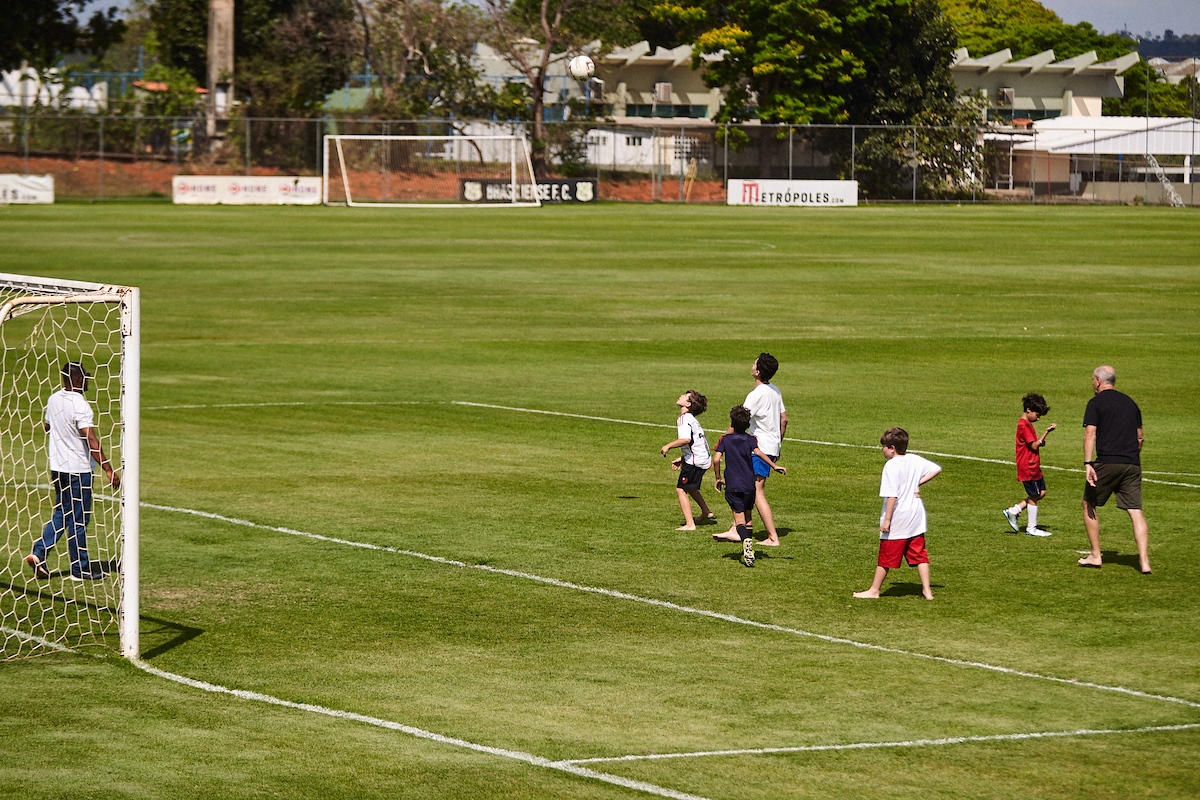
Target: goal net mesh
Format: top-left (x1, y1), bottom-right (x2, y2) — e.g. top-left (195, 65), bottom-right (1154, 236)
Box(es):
top-left (0, 278), bottom-right (129, 660)
top-left (325, 135), bottom-right (540, 206)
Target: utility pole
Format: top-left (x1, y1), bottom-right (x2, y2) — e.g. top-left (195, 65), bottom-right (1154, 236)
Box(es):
top-left (207, 0), bottom-right (235, 141)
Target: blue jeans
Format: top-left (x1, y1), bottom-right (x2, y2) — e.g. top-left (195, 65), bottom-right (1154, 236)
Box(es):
top-left (33, 471), bottom-right (95, 577)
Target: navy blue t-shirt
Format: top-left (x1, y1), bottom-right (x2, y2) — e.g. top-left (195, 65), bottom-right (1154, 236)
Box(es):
top-left (716, 432), bottom-right (759, 493)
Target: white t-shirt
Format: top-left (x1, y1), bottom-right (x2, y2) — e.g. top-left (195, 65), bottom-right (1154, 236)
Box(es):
top-left (744, 383), bottom-right (785, 457)
top-left (677, 413), bottom-right (712, 468)
top-left (879, 453), bottom-right (940, 540)
top-left (45, 388), bottom-right (94, 474)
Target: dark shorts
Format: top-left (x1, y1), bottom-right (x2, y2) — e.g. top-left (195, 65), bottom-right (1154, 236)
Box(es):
top-left (752, 452), bottom-right (779, 480)
top-left (1083, 462), bottom-right (1142, 510)
top-left (724, 488), bottom-right (756, 514)
top-left (878, 535), bottom-right (929, 569)
top-left (677, 462), bottom-right (706, 490)
top-left (1022, 478), bottom-right (1046, 499)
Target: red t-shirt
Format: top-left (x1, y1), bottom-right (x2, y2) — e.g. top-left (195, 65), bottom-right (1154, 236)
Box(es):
top-left (1015, 417), bottom-right (1042, 481)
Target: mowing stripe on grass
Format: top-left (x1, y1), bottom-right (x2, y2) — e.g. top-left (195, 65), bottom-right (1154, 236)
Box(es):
top-left (143, 501), bottom-right (1200, 711)
top-left (142, 399), bottom-right (1200, 484)
top-left (562, 722), bottom-right (1200, 764)
top-left (451, 402), bottom-right (1200, 489)
top-left (131, 659), bottom-right (710, 800)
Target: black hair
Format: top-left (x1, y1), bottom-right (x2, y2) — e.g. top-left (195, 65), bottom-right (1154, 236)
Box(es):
top-left (755, 352), bottom-right (779, 383)
top-left (730, 405), bottom-right (751, 433)
top-left (880, 426), bottom-right (909, 454)
top-left (60, 362), bottom-right (88, 389)
top-left (1022, 392), bottom-right (1050, 416)
top-left (685, 390), bottom-right (707, 416)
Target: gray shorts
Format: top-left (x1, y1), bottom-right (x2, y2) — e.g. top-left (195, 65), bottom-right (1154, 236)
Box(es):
top-left (1083, 463), bottom-right (1142, 510)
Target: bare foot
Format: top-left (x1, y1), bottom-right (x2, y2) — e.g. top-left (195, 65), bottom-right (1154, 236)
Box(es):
top-left (922, 591), bottom-right (934, 601)
top-left (760, 538), bottom-right (780, 547)
top-left (1077, 556), bottom-right (1102, 568)
top-left (676, 524), bottom-right (697, 531)
top-left (712, 530), bottom-right (743, 542)
top-left (852, 590), bottom-right (879, 599)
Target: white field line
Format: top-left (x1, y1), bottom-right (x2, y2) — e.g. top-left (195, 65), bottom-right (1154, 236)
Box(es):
top-left (452, 402), bottom-right (1200, 489)
top-left (142, 501), bottom-right (1200, 711)
top-left (1, 624), bottom-right (74, 654)
top-left (141, 399), bottom-right (1200, 485)
top-left (563, 723), bottom-right (1200, 764)
top-left (129, 659), bottom-right (710, 800)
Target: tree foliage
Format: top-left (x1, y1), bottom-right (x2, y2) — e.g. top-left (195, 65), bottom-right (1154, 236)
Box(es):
top-left (2, 0), bottom-right (127, 71)
top-left (652, 0), bottom-right (962, 125)
top-left (939, 0), bottom-right (1134, 61)
top-left (1103, 60), bottom-right (1199, 118)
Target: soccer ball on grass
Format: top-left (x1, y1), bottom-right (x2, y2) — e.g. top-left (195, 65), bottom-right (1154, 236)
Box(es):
top-left (568, 55), bottom-right (596, 81)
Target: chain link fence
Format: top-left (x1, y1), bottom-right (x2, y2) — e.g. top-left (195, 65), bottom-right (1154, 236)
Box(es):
top-left (1, 111), bottom-right (1197, 205)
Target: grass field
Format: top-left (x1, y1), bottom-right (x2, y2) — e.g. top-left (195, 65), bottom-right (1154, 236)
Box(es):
top-left (1, 202), bottom-right (1198, 799)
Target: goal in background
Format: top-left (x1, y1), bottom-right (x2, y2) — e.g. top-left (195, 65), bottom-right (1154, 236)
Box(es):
top-left (0, 273), bottom-right (139, 660)
top-left (323, 134), bottom-right (541, 207)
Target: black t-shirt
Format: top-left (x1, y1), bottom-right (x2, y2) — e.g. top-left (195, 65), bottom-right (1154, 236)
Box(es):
top-left (1082, 389), bottom-right (1142, 465)
top-left (716, 432), bottom-right (759, 493)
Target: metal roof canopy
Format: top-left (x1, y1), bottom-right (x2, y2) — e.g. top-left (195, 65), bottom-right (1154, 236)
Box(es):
top-left (1005, 117), bottom-right (1200, 154)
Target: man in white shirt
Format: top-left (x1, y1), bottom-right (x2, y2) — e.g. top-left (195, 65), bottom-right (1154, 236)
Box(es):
top-left (854, 427), bottom-right (941, 601)
top-left (25, 362), bottom-right (119, 581)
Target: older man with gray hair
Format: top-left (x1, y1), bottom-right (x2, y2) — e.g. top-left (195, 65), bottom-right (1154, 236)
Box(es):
top-left (1078, 365), bottom-right (1150, 573)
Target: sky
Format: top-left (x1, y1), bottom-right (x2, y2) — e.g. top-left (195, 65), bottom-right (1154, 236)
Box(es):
top-left (1039, 0), bottom-right (1197, 36)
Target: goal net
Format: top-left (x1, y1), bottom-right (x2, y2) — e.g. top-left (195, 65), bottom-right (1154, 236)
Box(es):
top-left (0, 273), bottom-right (139, 660)
top-left (324, 134), bottom-right (541, 207)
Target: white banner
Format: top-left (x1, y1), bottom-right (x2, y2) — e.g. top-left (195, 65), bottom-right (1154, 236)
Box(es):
top-left (173, 176), bottom-right (323, 205)
top-left (0, 174), bottom-right (54, 204)
top-left (727, 179), bottom-right (858, 207)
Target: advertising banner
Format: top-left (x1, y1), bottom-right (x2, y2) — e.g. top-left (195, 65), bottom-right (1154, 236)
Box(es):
top-left (460, 178), bottom-right (596, 204)
top-left (173, 176), bottom-right (323, 205)
top-left (727, 179), bottom-right (858, 207)
top-left (0, 174), bottom-right (54, 204)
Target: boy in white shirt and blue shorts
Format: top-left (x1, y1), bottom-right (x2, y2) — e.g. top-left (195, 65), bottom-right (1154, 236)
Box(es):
top-left (854, 427), bottom-right (941, 601)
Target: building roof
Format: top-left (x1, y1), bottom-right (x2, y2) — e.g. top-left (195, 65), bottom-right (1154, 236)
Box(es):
top-left (1006, 116), bottom-right (1200, 155)
top-left (1148, 57), bottom-right (1200, 85)
top-left (951, 48), bottom-right (1140, 77)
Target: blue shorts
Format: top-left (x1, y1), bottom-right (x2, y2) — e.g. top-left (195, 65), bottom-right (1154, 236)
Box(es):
top-left (1022, 478), bottom-right (1046, 499)
top-left (752, 453), bottom-right (778, 479)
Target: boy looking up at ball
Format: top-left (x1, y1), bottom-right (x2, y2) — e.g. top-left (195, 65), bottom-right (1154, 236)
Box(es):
top-left (712, 405), bottom-right (785, 568)
top-left (660, 390), bottom-right (714, 530)
top-left (1002, 393), bottom-right (1056, 537)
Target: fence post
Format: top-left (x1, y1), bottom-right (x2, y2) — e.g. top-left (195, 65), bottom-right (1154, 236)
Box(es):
top-left (911, 126), bottom-right (917, 204)
top-left (245, 116), bottom-right (252, 175)
top-left (850, 125), bottom-right (855, 182)
top-left (98, 115), bottom-right (105, 202)
top-left (679, 124), bottom-right (685, 202)
top-left (723, 123), bottom-right (728, 188)
top-left (1031, 130), bottom-right (1037, 205)
top-left (788, 125), bottom-right (793, 180)
top-left (22, 111), bottom-right (30, 175)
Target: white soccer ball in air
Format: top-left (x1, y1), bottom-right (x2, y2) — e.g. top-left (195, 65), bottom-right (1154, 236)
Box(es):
top-left (568, 55), bottom-right (596, 81)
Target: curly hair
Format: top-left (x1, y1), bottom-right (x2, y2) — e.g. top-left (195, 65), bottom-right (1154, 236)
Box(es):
top-left (1022, 392), bottom-right (1050, 416)
top-left (730, 405), bottom-right (752, 433)
top-left (685, 390), bottom-right (707, 416)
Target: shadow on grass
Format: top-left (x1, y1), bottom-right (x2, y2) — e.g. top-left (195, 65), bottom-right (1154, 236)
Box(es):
top-left (880, 582), bottom-right (945, 598)
top-left (1094, 549), bottom-right (1150, 573)
top-left (140, 615), bottom-right (205, 660)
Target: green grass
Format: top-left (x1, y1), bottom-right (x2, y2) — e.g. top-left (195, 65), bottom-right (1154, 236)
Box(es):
top-left (1, 203), bottom-right (1198, 799)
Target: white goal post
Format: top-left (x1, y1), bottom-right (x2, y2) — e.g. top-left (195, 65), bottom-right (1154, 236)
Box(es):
top-left (323, 134), bottom-right (541, 207)
top-left (0, 273), bottom-right (139, 660)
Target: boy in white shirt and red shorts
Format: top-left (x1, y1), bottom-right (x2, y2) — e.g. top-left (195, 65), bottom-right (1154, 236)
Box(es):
top-left (854, 427), bottom-right (942, 601)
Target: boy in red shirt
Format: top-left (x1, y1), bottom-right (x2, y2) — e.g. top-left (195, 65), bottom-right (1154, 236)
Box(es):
top-left (1002, 393), bottom-right (1056, 537)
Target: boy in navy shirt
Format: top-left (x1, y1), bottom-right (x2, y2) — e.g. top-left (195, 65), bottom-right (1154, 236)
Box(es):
top-left (712, 406), bottom-right (785, 567)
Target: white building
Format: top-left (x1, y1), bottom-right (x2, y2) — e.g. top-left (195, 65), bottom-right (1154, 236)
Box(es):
top-left (1, 67), bottom-right (107, 112)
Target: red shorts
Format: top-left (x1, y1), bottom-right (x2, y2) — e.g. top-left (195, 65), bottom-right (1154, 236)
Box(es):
top-left (877, 535), bottom-right (929, 569)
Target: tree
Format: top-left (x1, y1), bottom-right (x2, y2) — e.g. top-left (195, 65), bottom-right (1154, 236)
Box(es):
top-left (351, 0), bottom-right (493, 119)
top-left (939, 0), bottom-right (1134, 61)
top-left (3, 0), bottom-right (126, 71)
top-left (240, 0), bottom-right (356, 114)
top-left (481, 0), bottom-right (641, 175)
top-left (1103, 60), bottom-right (1199, 118)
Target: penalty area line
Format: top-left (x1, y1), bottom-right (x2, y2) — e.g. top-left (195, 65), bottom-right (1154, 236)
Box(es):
top-left (131, 659), bottom-right (710, 800)
top-left (142, 502), bottom-right (1200, 711)
top-left (563, 723), bottom-right (1200, 765)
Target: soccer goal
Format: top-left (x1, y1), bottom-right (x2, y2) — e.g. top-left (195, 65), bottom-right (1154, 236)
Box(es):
top-left (0, 273), bottom-right (139, 660)
top-left (323, 134), bottom-right (541, 207)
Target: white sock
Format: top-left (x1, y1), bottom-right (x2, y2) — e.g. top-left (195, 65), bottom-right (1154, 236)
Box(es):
top-left (1027, 505), bottom-right (1039, 530)
top-left (1007, 504), bottom-right (1022, 516)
